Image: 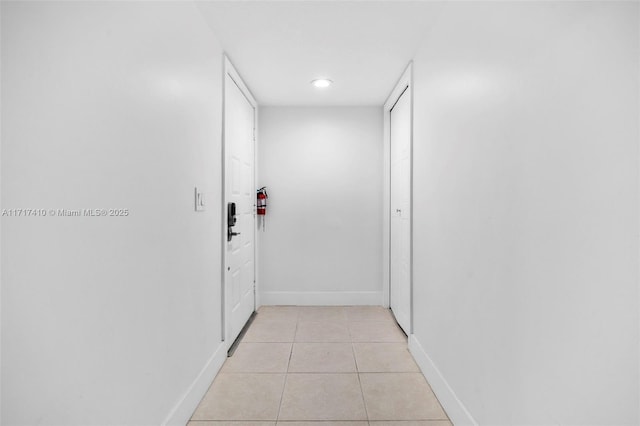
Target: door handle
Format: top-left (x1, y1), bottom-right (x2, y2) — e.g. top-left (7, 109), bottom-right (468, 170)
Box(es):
top-left (228, 229), bottom-right (241, 241)
top-left (227, 202), bottom-right (240, 241)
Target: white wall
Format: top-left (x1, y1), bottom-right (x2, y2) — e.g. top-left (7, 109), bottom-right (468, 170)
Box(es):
top-left (1, 2), bottom-right (225, 425)
top-left (258, 107), bottom-right (383, 305)
top-left (410, 2), bottom-right (639, 425)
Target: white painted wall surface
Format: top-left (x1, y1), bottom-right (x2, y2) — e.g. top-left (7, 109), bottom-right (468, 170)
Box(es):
top-left (258, 107), bottom-right (383, 305)
top-left (1, 2), bottom-right (225, 424)
top-left (410, 2), bottom-right (639, 425)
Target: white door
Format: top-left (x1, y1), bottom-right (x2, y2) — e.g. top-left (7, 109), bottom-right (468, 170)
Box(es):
top-left (390, 86), bottom-right (411, 335)
top-left (224, 61), bottom-right (256, 346)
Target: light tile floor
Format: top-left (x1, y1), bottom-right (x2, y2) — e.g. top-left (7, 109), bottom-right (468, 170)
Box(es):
top-left (189, 306), bottom-right (451, 426)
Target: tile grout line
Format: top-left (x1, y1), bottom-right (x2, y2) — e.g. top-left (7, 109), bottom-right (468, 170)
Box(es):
top-left (352, 338), bottom-right (370, 424)
top-left (275, 315), bottom-right (298, 423)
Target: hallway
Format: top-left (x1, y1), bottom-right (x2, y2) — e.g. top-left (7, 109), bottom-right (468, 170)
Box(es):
top-left (3, 2), bottom-right (638, 425)
top-left (189, 306), bottom-right (450, 425)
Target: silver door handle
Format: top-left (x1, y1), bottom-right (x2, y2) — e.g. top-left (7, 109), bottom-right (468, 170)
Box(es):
top-left (227, 229), bottom-right (241, 241)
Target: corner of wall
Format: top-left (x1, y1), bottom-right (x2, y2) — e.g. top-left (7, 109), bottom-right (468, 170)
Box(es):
top-left (162, 342), bottom-right (227, 426)
top-left (408, 335), bottom-right (477, 426)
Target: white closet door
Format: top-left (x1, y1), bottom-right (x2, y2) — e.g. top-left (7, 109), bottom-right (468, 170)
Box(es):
top-left (389, 86), bottom-right (411, 335)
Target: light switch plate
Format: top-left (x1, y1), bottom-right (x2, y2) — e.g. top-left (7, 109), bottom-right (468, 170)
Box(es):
top-left (195, 187), bottom-right (205, 212)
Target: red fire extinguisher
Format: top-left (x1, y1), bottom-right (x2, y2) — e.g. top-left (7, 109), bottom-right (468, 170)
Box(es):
top-left (257, 187), bottom-right (268, 230)
top-left (257, 187), bottom-right (267, 215)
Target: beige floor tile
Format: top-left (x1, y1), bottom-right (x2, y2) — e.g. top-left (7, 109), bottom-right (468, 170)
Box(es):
top-left (298, 306), bottom-right (347, 322)
top-left (359, 373), bottom-right (448, 420)
top-left (295, 321), bottom-right (351, 342)
top-left (348, 321), bottom-right (406, 343)
top-left (369, 422), bottom-right (452, 426)
top-left (353, 343), bottom-right (419, 372)
top-left (345, 306), bottom-right (394, 322)
top-left (276, 423), bottom-right (367, 426)
top-left (257, 306), bottom-right (300, 322)
top-left (243, 320), bottom-right (297, 343)
top-left (278, 374), bottom-right (367, 420)
top-left (191, 374), bottom-right (285, 421)
top-left (221, 343), bottom-right (292, 373)
top-left (189, 422), bottom-right (276, 426)
top-left (288, 343), bottom-right (356, 373)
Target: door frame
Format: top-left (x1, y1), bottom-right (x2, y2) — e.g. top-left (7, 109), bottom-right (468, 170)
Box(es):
top-left (221, 55), bottom-right (258, 348)
top-left (383, 62), bottom-right (413, 333)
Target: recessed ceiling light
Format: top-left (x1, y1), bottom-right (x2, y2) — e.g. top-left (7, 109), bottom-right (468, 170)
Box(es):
top-left (311, 79), bottom-right (332, 88)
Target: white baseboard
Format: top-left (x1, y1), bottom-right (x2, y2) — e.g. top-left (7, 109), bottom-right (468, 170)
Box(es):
top-left (259, 291), bottom-right (383, 306)
top-left (408, 334), bottom-right (478, 426)
top-left (162, 341), bottom-right (227, 426)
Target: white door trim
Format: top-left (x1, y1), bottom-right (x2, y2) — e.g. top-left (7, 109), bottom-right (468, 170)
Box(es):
top-left (383, 62), bottom-right (413, 332)
top-left (222, 55), bottom-right (258, 348)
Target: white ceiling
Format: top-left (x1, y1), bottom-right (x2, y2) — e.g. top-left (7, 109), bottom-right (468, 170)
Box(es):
top-left (196, 1), bottom-right (445, 106)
